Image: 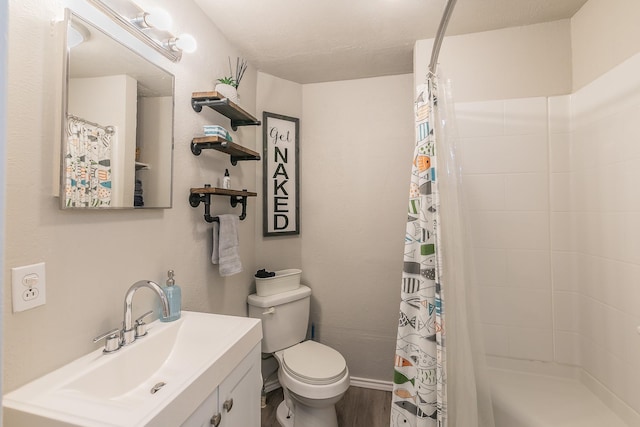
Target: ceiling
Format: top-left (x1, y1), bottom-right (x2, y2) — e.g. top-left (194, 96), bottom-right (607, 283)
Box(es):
top-left (194, 0), bottom-right (588, 84)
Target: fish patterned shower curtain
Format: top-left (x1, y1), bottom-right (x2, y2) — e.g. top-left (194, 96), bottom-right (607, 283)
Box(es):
top-left (392, 76), bottom-right (447, 427)
top-left (64, 115), bottom-right (113, 207)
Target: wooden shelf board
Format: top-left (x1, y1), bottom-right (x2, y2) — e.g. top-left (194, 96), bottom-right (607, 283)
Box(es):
top-left (192, 91), bottom-right (260, 125)
top-left (192, 136), bottom-right (260, 158)
top-left (190, 187), bottom-right (257, 197)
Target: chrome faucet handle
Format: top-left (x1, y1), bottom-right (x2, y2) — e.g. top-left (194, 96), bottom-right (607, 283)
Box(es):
top-left (135, 310), bottom-right (154, 338)
top-left (93, 328), bottom-right (122, 354)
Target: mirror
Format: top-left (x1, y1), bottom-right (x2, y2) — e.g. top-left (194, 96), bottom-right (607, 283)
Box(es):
top-left (61, 12), bottom-right (174, 209)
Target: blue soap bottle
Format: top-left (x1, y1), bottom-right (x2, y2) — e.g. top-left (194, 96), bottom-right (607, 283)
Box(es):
top-left (160, 269), bottom-right (181, 322)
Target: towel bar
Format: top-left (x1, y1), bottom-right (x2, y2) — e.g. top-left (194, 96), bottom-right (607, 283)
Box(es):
top-left (189, 185), bottom-right (257, 223)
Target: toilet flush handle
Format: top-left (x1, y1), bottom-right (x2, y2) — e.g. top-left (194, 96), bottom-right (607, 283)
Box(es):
top-left (263, 307), bottom-right (276, 315)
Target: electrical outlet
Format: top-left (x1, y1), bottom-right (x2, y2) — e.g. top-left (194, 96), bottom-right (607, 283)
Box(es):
top-left (12, 262), bottom-right (46, 312)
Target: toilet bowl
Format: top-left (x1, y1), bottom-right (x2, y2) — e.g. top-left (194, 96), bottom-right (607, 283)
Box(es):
top-left (247, 285), bottom-right (350, 427)
top-left (274, 341), bottom-right (349, 427)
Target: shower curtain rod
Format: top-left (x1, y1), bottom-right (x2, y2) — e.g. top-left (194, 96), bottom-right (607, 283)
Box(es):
top-left (428, 0), bottom-right (458, 75)
top-left (67, 114), bottom-right (115, 135)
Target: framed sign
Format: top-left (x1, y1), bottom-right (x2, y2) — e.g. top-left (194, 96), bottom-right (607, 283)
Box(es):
top-left (263, 112), bottom-right (300, 236)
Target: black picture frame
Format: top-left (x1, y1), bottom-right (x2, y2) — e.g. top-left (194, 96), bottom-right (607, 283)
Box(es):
top-left (262, 112), bottom-right (300, 236)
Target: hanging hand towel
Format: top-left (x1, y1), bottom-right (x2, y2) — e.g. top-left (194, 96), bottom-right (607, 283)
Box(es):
top-left (211, 222), bottom-right (220, 264)
top-left (211, 214), bottom-right (242, 277)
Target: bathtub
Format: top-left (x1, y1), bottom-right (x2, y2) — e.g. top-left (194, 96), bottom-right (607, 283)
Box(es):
top-left (489, 367), bottom-right (632, 427)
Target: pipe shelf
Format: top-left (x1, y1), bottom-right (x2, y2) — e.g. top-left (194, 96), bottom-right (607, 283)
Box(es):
top-left (191, 91), bottom-right (261, 131)
top-left (191, 136), bottom-right (260, 165)
top-left (189, 185), bottom-right (257, 223)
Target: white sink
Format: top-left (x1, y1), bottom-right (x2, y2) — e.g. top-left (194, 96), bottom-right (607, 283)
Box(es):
top-left (3, 311), bottom-right (262, 426)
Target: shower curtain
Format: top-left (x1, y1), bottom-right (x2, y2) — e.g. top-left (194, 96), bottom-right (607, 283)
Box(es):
top-left (391, 74), bottom-right (495, 427)
top-left (64, 115), bottom-right (114, 207)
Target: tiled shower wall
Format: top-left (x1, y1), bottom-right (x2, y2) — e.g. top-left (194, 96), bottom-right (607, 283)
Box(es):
top-left (456, 52), bottom-right (640, 415)
top-left (570, 53), bottom-right (640, 413)
top-left (456, 97), bottom-right (556, 362)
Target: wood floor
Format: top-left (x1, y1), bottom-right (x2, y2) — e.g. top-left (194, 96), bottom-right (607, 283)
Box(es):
top-left (261, 386), bottom-right (392, 427)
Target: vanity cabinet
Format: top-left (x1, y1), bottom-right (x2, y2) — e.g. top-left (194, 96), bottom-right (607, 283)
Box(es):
top-left (3, 312), bottom-right (263, 427)
top-left (182, 343), bottom-right (261, 427)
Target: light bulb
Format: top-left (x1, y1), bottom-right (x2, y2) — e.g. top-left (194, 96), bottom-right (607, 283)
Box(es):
top-left (144, 8), bottom-right (172, 31)
top-left (175, 34), bottom-right (197, 53)
top-left (132, 8), bottom-right (173, 31)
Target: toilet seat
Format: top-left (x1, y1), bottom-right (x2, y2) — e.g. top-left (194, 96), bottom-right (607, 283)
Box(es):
top-left (281, 341), bottom-right (347, 385)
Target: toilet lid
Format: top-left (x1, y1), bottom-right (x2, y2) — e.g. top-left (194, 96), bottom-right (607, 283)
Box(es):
top-left (282, 341), bottom-right (347, 385)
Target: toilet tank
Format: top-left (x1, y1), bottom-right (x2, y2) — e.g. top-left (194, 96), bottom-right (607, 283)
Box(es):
top-left (247, 285), bottom-right (311, 353)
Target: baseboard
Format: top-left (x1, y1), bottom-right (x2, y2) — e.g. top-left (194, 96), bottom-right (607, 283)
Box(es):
top-left (264, 376), bottom-right (393, 393)
top-left (349, 376), bottom-right (394, 391)
top-left (265, 377), bottom-right (281, 393)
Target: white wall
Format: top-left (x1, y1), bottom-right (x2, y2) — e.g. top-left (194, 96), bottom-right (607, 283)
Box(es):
top-left (137, 96), bottom-right (173, 207)
top-left (301, 74), bottom-right (414, 381)
top-left (4, 0), bottom-right (259, 392)
top-left (415, 20), bottom-right (572, 102)
top-left (571, 0), bottom-right (640, 91)
top-left (255, 72), bottom-right (303, 273)
top-left (255, 73), bottom-right (415, 383)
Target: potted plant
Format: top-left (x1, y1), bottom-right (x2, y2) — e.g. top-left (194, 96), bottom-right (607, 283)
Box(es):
top-left (215, 57), bottom-right (247, 104)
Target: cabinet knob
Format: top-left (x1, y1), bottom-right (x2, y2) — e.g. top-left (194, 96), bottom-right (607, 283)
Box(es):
top-left (223, 398), bottom-right (234, 412)
top-left (210, 412), bottom-right (221, 426)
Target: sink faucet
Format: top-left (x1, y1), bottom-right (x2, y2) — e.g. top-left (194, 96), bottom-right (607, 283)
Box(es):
top-left (122, 280), bottom-right (170, 346)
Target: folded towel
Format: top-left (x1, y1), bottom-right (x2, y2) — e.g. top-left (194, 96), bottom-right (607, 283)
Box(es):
top-left (203, 125), bottom-right (233, 141)
top-left (211, 214), bottom-right (242, 277)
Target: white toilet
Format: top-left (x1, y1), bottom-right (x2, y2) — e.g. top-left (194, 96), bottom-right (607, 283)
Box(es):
top-left (247, 285), bottom-right (350, 427)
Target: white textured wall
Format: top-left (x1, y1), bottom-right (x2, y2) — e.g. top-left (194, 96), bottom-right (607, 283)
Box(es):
top-left (4, 0), bottom-right (259, 392)
top-left (255, 73), bottom-right (414, 383)
top-left (415, 20), bottom-right (572, 103)
top-left (300, 74), bottom-right (414, 381)
top-left (571, 0), bottom-right (640, 91)
top-left (137, 96), bottom-right (173, 207)
top-left (254, 72), bottom-right (303, 275)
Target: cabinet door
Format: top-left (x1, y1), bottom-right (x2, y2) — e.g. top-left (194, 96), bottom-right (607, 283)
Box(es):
top-left (219, 345), bottom-right (262, 427)
top-left (181, 387), bottom-right (219, 427)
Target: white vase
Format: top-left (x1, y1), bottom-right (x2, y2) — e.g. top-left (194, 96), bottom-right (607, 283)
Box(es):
top-left (215, 83), bottom-right (238, 103)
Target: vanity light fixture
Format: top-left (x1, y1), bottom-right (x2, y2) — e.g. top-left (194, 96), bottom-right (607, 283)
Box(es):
top-left (86, 0), bottom-right (196, 62)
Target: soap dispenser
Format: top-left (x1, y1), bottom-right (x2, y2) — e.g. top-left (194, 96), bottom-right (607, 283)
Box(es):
top-left (160, 270), bottom-right (181, 322)
top-left (222, 169), bottom-right (231, 189)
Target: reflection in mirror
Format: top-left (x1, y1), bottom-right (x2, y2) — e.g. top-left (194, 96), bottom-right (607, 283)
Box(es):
top-left (62, 12), bottom-right (174, 209)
